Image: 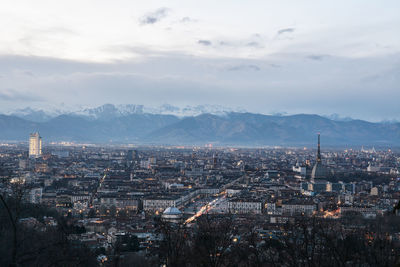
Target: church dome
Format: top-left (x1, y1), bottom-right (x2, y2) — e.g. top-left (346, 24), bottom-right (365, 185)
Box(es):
top-left (163, 207), bottom-right (182, 215)
top-left (162, 207), bottom-right (182, 223)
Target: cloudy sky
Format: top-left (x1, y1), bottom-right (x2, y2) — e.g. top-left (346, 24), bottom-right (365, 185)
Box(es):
top-left (0, 0), bottom-right (399, 121)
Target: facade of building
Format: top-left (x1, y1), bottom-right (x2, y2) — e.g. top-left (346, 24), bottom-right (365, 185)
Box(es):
top-left (28, 188), bottom-right (43, 204)
top-left (227, 199), bottom-right (262, 214)
top-left (143, 199), bottom-right (177, 212)
top-left (29, 132), bottom-right (42, 158)
top-left (281, 202), bottom-right (316, 216)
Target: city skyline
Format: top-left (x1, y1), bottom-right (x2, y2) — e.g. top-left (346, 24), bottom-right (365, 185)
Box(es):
top-left (0, 1), bottom-right (399, 121)
top-left (1, 139), bottom-right (399, 265)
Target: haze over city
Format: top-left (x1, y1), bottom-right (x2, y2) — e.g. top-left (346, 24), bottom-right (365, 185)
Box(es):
top-left (1, 0), bottom-right (400, 121)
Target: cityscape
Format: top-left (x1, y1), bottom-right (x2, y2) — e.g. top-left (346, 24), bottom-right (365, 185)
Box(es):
top-left (1, 1), bottom-right (400, 266)
top-left (1, 132), bottom-right (400, 265)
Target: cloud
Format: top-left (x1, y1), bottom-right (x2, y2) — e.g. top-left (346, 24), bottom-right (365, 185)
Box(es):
top-left (218, 40), bottom-right (260, 48)
top-left (219, 41), bottom-right (231, 46)
top-left (218, 38), bottom-right (263, 48)
top-left (277, 28), bottom-right (295, 35)
top-left (269, 63), bottom-right (281, 68)
top-left (198, 40), bottom-right (212, 46)
top-left (246, 41), bottom-right (261, 47)
top-left (0, 89), bottom-right (42, 102)
top-left (39, 27), bottom-right (78, 36)
top-left (307, 55), bottom-right (327, 61)
top-left (228, 65), bottom-right (260, 71)
top-left (1, 53), bottom-right (400, 121)
top-left (180, 17), bottom-right (197, 23)
top-left (23, 70), bottom-right (34, 76)
top-left (18, 27), bottom-right (78, 50)
top-left (139, 8), bottom-right (169, 25)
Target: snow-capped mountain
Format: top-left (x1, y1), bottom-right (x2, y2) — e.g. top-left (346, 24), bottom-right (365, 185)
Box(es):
top-left (74, 104), bottom-right (247, 119)
top-left (6, 104), bottom-right (247, 121)
top-left (9, 107), bottom-right (63, 122)
top-left (322, 113), bottom-right (353, 122)
top-left (72, 104), bottom-right (145, 120)
top-left (142, 104), bottom-right (247, 117)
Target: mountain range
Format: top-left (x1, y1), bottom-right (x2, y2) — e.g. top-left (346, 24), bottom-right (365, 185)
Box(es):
top-left (7, 104), bottom-right (246, 122)
top-left (0, 104), bottom-right (399, 146)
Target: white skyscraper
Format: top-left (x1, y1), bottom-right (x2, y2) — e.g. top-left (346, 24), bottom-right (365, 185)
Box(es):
top-left (29, 132), bottom-right (42, 158)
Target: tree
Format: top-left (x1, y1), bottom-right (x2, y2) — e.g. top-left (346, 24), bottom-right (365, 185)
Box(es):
top-left (99, 205), bottom-right (107, 216)
top-left (88, 208), bottom-right (96, 218)
top-left (0, 173), bottom-right (97, 266)
top-left (116, 234), bottom-right (140, 252)
top-left (190, 215), bottom-right (234, 267)
top-left (109, 205), bottom-right (117, 217)
top-left (0, 176), bottom-right (30, 267)
top-left (156, 219), bottom-right (189, 267)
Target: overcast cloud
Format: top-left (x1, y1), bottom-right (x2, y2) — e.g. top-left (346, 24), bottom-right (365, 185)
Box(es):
top-left (0, 0), bottom-right (399, 121)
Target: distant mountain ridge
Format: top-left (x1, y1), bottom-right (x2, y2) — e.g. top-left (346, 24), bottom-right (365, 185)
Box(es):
top-left (0, 109), bottom-right (399, 146)
top-left (7, 104), bottom-right (247, 122)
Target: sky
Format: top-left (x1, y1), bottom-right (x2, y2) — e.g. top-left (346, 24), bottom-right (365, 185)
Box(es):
top-left (0, 0), bottom-right (399, 121)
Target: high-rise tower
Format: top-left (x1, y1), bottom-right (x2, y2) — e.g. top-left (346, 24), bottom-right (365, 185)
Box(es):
top-left (317, 133), bottom-right (321, 162)
top-left (29, 132), bottom-right (42, 158)
top-left (311, 133), bottom-right (327, 180)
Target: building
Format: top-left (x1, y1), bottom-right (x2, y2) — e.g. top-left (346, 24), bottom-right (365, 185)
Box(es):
top-left (143, 198), bottom-right (177, 212)
top-left (293, 164), bottom-right (307, 176)
top-left (28, 188), bottom-right (43, 204)
top-left (367, 164), bottom-right (380, 172)
top-left (29, 132), bottom-right (42, 158)
top-left (311, 134), bottom-right (328, 181)
top-left (370, 187), bottom-right (379, 196)
top-left (227, 198), bottom-right (262, 214)
top-left (340, 205), bottom-right (382, 218)
top-left (126, 150), bottom-right (138, 161)
top-left (281, 200), bottom-right (316, 216)
top-left (161, 207), bottom-right (182, 223)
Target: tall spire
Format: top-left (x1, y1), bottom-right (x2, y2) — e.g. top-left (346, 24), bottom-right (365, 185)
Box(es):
top-left (317, 133), bottom-right (321, 162)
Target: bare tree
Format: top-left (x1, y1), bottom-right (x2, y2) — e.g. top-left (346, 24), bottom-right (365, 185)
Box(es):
top-left (156, 219), bottom-right (189, 267)
top-left (0, 176), bottom-right (30, 267)
top-left (0, 174), bottom-right (98, 267)
top-left (190, 215), bottom-right (234, 267)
